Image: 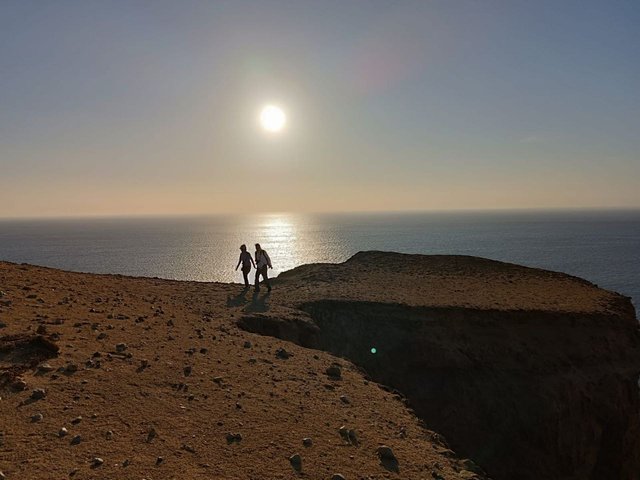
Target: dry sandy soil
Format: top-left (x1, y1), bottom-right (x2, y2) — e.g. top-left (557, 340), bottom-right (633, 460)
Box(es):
top-left (0, 255), bottom-right (497, 480)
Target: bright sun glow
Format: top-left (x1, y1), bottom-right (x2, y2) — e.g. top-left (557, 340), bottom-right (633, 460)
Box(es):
top-left (259, 105), bottom-right (286, 132)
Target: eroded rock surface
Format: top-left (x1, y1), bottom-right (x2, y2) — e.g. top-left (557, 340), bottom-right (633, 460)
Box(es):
top-left (242, 251), bottom-right (640, 480)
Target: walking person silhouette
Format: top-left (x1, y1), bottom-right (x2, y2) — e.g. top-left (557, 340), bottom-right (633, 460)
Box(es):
top-left (235, 244), bottom-right (255, 289)
top-left (254, 243), bottom-right (272, 292)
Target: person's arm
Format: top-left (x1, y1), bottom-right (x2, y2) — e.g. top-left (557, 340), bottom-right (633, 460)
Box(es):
top-left (250, 254), bottom-right (256, 269)
top-left (235, 254), bottom-right (242, 271)
top-left (265, 251), bottom-right (272, 268)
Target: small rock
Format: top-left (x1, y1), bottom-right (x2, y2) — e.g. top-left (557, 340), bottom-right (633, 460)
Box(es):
top-left (146, 427), bottom-right (157, 443)
top-left (155, 456), bottom-right (164, 465)
top-left (340, 395), bottom-right (350, 404)
top-left (11, 379), bottom-right (27, 391)
top-left (339, 426), bottom-right (350, 442)
top-left (289, 453), bottom-right (302, 472)
top-left (199, 348), bottom-right (208, 354)
top-left (59, 427), bottom-right (68, 437)
top-left (31, 413), bottom-right (43, 422)
top-left (97, 332), bottom-right (107, 340)
top-left (115, 343), bottom-right (127, 353)
top-left (71, 416), bottom-right (82, 425)
top-left (275, 348), bottom-right (291, 359)
top-left (30, 388), bottom-right (46, 400)
top-left (213, 376), bottom-right (223, 384)
top-left (182, 443), bottom-right (196, 453)
top-left (106, 430), bottom-right (114, 440)
top-left (0, 470), bottom-right (5, 479)
top-left (302, 437), bottom-right (313, 447)
top-left (65, 363), bottom-right (78, 374)
top-left (38, 363), bottom-right (55, 373)
top-left (183, 365), bottom-right (192, 376)
top-left (243, 341), bottom-right (252, 348)
top-left (376, 445), bottom-right (396, 461)
top-left (36, 324), bottom-right (47, 335)
top-left (348, 429), bottom-right (358, 445)
top-left (326, 365), bottom-right (342, 379)
top-left (70, 434), bottom-right (82, 445)
top-left (91, 457), bottom-right (104, 467)
top-left (332, 475), bottom-right (346, 480)
top-left (226, 432), bottom-right (242, 444)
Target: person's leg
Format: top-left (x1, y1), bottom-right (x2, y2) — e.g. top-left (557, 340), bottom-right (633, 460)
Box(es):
top-left (254, 268), bottom-right (261, 290)
top-left (242, 267), bottom-right (249, 288)
top-left (263, 268), bottom-right (271, 291)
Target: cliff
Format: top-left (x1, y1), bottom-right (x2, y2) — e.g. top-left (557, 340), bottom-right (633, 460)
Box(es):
top-left (1, 252), bottom-right (639, 479)
top-left (0, 258), bottom-right (485, 480)
top-left (241, 251), bottom-right (640, 480)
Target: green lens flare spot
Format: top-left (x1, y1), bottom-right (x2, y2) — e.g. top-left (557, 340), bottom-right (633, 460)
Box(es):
top-left (370, 347), bottom-right (377, 354)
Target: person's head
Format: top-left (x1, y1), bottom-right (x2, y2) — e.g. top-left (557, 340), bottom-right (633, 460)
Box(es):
top-left (240, 244), bottom-right (246, 252)
top-left (255, 243), bottom-right (261, 251)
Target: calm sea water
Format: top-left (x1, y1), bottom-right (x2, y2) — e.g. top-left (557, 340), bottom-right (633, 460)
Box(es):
top-left (0, 210), bottom-right (639, 312)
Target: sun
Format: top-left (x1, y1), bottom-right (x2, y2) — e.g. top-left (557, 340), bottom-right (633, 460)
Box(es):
top-left (259, 105), bottom-right (286, 133)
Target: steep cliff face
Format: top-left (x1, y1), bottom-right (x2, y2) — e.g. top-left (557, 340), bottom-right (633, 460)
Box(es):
top-left (240, 252), bottom-right (640, 480)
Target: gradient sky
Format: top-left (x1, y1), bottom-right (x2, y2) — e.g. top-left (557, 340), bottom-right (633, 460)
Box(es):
top-left (1, 1), bottom-right (639, 217)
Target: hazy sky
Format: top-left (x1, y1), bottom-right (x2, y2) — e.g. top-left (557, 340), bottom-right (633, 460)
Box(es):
top-left (1, 1), bottom-right (639, 217)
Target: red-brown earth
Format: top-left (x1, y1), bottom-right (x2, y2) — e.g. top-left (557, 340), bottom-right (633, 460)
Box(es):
top-left (1, 252), bottom-right (639, 480)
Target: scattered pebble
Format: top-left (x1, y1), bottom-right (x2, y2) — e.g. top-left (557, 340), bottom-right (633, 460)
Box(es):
top-left (65, 363), bottom-right (78, 374)
top-left (326, 365), bottom-right (342, 379)
top-left (91, 457), bottom-right (104, 467)
top-left (11, 379), bottom-right (27, 391)
top-left (115, 343), bottom-right (127, 353)
top-left (332, 475), bottom-right (346, 480)
top-left (30, 388), bottom-right (46, 400)
top-left (59, 427), bottom-right (68, 437)
top-left (226, 432), bottom-right (242, 444)
top-left (146, 427), bottom-right (157, 443)
top-left (70, 434), bottom-right (82, 445)
top-left (182, 443), bottom-right (196, 453)
top-left (31, 413), bottom-right (43, 422)
top-left (37, 363), bottom-right (54, 373)
top-left (377, 445), bottom-right (397, 461)
top-left (302, 437), bottom-right (313, 447)
top-left (289, 453), bottom-right (302, 472)
top-left (275, 348), bottom-right (292, 359)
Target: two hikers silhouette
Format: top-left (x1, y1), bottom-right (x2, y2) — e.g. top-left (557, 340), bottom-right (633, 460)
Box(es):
top-left (235, 243), bottom-right (272, 292)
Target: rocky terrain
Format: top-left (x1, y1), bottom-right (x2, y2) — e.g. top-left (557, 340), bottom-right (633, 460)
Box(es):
top-left (1, 251), bottom-right (639, 479)
top-left (0, 255), bottom-right (486, 480)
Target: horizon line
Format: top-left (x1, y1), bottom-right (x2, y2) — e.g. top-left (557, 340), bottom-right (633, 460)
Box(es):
top-left (1, 205), bottom-right (640, 221)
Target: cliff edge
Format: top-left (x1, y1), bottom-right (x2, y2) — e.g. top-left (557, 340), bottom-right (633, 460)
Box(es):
top-left (241, 251), bottom-right (640, 480)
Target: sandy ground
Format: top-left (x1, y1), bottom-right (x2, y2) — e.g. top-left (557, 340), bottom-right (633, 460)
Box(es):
top-left (0, 258), bottom-right (486, 480)
top-left (276, 251), bottom-right (628, 315)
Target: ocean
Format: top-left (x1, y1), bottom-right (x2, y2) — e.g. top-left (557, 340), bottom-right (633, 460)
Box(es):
top-left (0, 210), bottom-right (639, 312)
